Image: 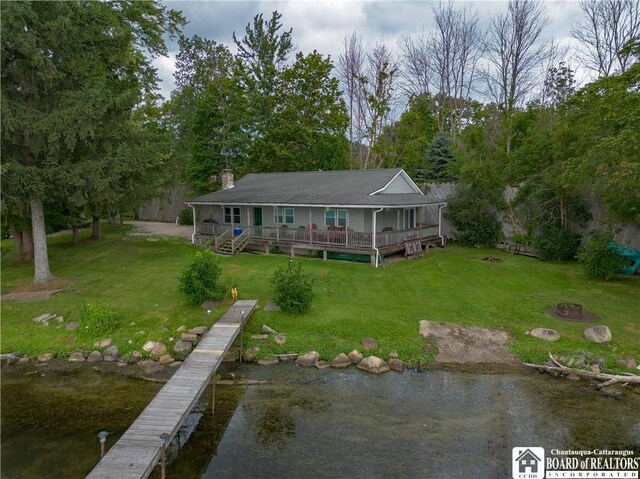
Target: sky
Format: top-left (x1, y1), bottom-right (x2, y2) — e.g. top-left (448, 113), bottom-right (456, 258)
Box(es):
top-left (155, 0), bottom-right (586, 100)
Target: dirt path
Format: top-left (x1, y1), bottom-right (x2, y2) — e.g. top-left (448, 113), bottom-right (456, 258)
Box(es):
top-left (125, 220), bottom-right (193, 240)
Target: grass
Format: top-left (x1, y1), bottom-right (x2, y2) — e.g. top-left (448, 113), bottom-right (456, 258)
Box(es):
top-left (1, 225), bottom-right (638, 370)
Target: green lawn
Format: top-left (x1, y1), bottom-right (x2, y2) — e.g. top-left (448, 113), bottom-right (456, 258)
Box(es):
top-left (1, 225), bottom-right (638, 369)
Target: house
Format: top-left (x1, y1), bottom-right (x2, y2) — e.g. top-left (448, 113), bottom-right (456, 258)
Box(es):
top-left (185, 168), bottom-right (447, 266)
top-left (515, 449), bottom-right (541, 474)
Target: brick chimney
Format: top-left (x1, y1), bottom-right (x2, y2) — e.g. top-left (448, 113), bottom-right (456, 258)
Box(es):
top-left (221, 169), bottom-right (234, 189)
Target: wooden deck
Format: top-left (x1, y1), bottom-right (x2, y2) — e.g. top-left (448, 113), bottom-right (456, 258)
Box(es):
top-left (86, 300), bottom-right (257, 479)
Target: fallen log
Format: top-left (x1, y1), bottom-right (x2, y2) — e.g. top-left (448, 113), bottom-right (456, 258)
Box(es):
top-left (523, 352), bottom-right (640, 387)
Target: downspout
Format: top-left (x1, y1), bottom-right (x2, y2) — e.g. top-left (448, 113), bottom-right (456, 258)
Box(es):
top-left (372, 207), bottom-right (384, 268)
top-left (190, 204), bottom-right (197, 245)
top-left (438, 203), bottom-right (447, 247)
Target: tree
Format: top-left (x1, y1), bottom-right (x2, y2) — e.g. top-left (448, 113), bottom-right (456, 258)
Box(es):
top-left (1, 1), bottom-right (183, 283)
top-left (338, 32), bottom-right (366, 165)
top-left (424, 132), bottom-right (456, 182)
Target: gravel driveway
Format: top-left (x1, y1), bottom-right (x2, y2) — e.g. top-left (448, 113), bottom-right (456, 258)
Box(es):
top-left (126, 220), bottom-right (193, 240)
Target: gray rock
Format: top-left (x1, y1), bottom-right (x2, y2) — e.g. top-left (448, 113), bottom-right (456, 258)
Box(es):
top-left (243, 345), bottom-right (260, 362)
top-left (251, 334), bottom-right (269, 340)
top-left (316, 360), bottom-right (330, 369)
top-left (33, 313), bottom-right (55, 324)
top-left (0, 353), bottom-right (17, 365)
top-left (132, 351), bottom-right (143, 361)
top-left (389, 358), bottom-right (405, 372)
top-left (388, 350), bottom-right (399, 359)
top-left (617, 357), bottom-right (637, 370)
top-left (173, 340), bottom-right (193, 355)
top-left (54, 316), bottom-right (64, 323)
top-left (296, 351), bottom-right (320, 367)
top-left (169, 361), bottom-right (183, 368)
top-left (17, 356), bottom-right (31, 365)
top-left (94, 338), bottom-right (113, 349)
top-left (584, 325), bottom-right (612, 343)
top-left (181, 333), bottom-right (198, 342)
top-left (361, 338), bottom-right (379, 351)
top-left (142, 340), bottom-right (156, 352)
top-left (65, 321), bottom-right (80, 331)
top-left (357, 356), bottom-right (390, 374)
top-left (262, 324), bottom-right (278, 334)
top-left (117, 361), bottom-right (128, 367)
top-left (68, 351), bottom-right (86, 362)
top-left (138, 360), bottom-right (164, 375)
top-left (590, 364), bottom-right (601, 373)
top-left (275, 353), bottom-right (298, 362)
top-left (274, 334), bottom-right (287, 345)
top-left (150, 342), bottom-right (167, 357)
top-left (189, 326), bottom-right (208, 335)
top-left (331, 353), bottom-right (351, 368)
top-left (348, 350), bottom-right (363, 364)
top-left (258, 356), bottom-right (280, 366)
top-left (37, 353), bottom-right (53, 362)
top-left (159, 354), bottom-right (175, 365)
top-left (530, 328), bottom-right (561, 342)
top-left (176, 325), bottom-right (188, 333)
top-left (263, 302), bottom-right (281, 312)
top-left (103, 345), bottom-right (118, 361)
top-left (87, 351), bottom-right (103, 363)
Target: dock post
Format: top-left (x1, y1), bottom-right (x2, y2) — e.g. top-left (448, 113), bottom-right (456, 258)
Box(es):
top-left (159, 433), bottom-right (169, 479)
top-left (239, 310), bottom-right (245, 363)
top-left (211, 377), bottom-right (216, 415)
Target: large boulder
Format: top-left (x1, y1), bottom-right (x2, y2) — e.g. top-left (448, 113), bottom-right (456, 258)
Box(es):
top-left (361, 338), bottom-right (379, 351)
top-left (296, 351), bottom-right (320, 367)
top-left (584, 325), bottom-right (612, 343)
top-left (530, 328), bottom-right (561, 342)
top-left (103, 345), bottom-right (118, 362)
top-left (348, 350), bottom-right (363, 364)
top-left (86, 351), bottom-right (103, 363)
top-left (138, 360), bottom-right (164, 375)
top-left (331, 353), bottom-right (351, 369)
top-left (315, 360), bottom-right (330, 369)
top-left (180, 333), bottom-right (198, 343)
top-left (173, 340), bottom-right (193, 355)
top-left (388, 358), bottom-right (405, 372)
top-left (357, 356), bottom-right (390, 374)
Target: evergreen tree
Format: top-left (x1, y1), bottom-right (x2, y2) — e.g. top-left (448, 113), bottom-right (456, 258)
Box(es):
top-left (423, 132), bottom-right (456, 182)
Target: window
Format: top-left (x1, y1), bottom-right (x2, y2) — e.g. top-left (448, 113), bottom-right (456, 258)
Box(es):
top-left (325, 209), bottom-right (347, 227)
top-left (224, 207), bottom-right (241, 224)
top-left (403, 208), bottom-right (415, 229)
top-left (274, 207), bottom-right (294, 225)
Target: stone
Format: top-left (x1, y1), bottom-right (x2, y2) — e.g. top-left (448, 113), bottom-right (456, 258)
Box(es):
top-left (176, 325), bottom-right (188, 333)
top-left (142, 340), bottom-right (156, 352)
top-left (263, 302), bottom-right (281, 312)
top-left (388, 350), bottom-right (399, 359)
top-left (37, 353), bottom-right (53, 363)
top-left (348, 350), bottom-right (363, 364)
top-left (296, 351), bottom-right (320, 367)
top-left (87, 351), bottom-right (103, 363)
top-left (361, 338), bottom-right (379, 351)
top-left (316, 360), bottom-right (330, 369)
top-left (169, 361), bottom-right (183, 368)
top-left (117, 361), bottom-right (128, 367)
top-left (54, 316), bottom-right (64, 323)
top-left (389, 358), bottom-right (405, 372)
top-left (132, 351), bottom-right (143, 361)
top-left (258, 356), bottom-right (279, 366)
top-left (599, 387), bottom-right (624, 399)
top-left (68, 351), bottom-right (86, 362)
top-left (159, 354), bottom-right (175, 365)
top-left (617, 357), bottom-right (637, 370)
top-left (243, 346), bottom-right (260, 362)
top-left (590, 364), bottom-right (601, 374)
top-left (262, 324), bottom-right (278, 334)
top-left (274, 334), bottom-right (287, 345)
top-left (65, 321), bottom-right (80, 331)
top-left (17, 356), bottom-right (30, 365)
top-left (251, 334), bottom-right (269, 340)
top-left (189, 326), bottom-right (208, 335)
top-left (150, 342), bottom-right (167, 357)
top-left (94, 338), bottom-right (112, 349)
top-left (530, 328), bottom-right (561, 342)
top-left (103, 345), bottom-right (118, 361)
top-left (138, 360), bottom-right (164, 375)
top-left (32, 313), bottom-right (55, 324)
top-left (584, 325), bottom-right (612, 343)
top-left (173, 340), bottom-right (193, 355)
top-left (0, 353), bottom-right (17, 365)
top-left (331, 353), bottom-right (351, 369)
top-left (275, 353), bottom-right (298, 362)
top-left (181, 333), bottom-right (198, 342)
top-left (357, 356), bottom-right (390, 374)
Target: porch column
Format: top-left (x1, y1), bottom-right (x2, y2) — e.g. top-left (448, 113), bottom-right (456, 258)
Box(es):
top-left (396, 209), bottom-right (400, 231)
top-left (309, 209), bottom-right (312, 244)
top-left (190, 204), bottom-right (197, 245)
top-left (275, 206), bottom-right (280, 242)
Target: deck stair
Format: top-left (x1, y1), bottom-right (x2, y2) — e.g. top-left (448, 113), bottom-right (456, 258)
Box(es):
top-left (215, 231), bottom-right (249, 255)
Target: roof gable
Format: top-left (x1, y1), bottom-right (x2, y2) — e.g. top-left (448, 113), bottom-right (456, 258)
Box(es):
top-left (370, 170), bottom-right (422, 195)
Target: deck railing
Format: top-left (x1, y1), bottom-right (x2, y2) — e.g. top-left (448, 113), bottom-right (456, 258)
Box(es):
top-left (196, 223), bottom-right (439, 249)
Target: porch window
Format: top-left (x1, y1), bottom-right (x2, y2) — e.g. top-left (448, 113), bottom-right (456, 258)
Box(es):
top-left (274, 207), bottom-right (294, 225)
top-left (325, 209), bottom-right (347, 227)
top-left (403, 208), bottom-right (415, 229)
top-left (224, 207), bottom-right (241, 224)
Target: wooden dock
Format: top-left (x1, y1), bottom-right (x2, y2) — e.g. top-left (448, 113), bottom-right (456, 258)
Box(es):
top-left (86, 299), bottom-right (257, 479)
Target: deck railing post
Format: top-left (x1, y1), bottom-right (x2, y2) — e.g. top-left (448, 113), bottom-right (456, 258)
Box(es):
top-left (159, 433), bottom-right (169, 479)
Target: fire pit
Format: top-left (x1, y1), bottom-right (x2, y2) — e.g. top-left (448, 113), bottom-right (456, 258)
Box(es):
top-left (546, 303), bottom-right (600, 322)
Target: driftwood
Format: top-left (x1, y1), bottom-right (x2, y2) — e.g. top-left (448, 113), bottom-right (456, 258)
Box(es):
top-left (523, 353), bottom-right (640, 388)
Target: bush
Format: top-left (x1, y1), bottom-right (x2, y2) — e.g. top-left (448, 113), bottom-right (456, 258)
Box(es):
top-left (79, 303), bottom-right (118, 336)
top-left (272, 260), bottom-right (314, 313)
top-left (534, 226), bottom-right (581, 261)
top-left (448, 184), bottom-right (503, 247)
top-left (178, 208), bottom-right (194, 225)
top-left (579, 234), bottom-right (626, 279)
top-left (179, 248), bottom-right (223, 304)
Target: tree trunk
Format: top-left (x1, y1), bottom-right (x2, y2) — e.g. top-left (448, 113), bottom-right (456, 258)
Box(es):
top-left (108, 210), bottom-right (116, 228)
top-left (72, 225), bottom-right (80, 245)
top-left (22, 230), bottom-right (34, 262)
top-left (92, 216), bottom-right (101, 240)
top-left (9, 224), bottom-right (25, 260)
top-left (30, 198), bottom-right (54, 284)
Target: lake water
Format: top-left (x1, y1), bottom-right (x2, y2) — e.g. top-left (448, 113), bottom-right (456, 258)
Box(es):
top-left (2, 362), bottom-right (639, 478)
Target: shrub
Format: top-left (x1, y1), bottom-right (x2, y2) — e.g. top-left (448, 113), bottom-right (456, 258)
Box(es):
top-left (79, 303), bottom-right (118, 336)
top-left (534, 226), bottom-right (581, 261)
top-left (178, 208), bottom-right (194, 225)
top-left (448, 184), bottom-right (503, 247)
top-left (579, 234), bottom-right (626, 279)
top-left (179, 248), bottom-right (223, 304)
top-left (272, 260), bottom-right (314, 313)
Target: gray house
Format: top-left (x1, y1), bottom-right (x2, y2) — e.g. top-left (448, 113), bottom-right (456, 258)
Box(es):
top-left (186, 168), bottom-right (447, 266)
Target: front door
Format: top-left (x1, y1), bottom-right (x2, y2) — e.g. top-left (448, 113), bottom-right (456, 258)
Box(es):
top-left (253, 207), bottom-right (263, 238)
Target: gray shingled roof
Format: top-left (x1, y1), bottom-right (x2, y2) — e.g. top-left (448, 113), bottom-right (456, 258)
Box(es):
top-left (188, 169), bottom-right (446, 208)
